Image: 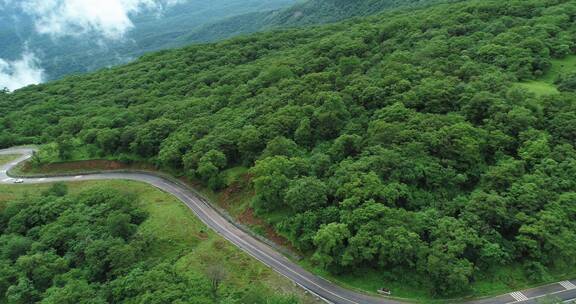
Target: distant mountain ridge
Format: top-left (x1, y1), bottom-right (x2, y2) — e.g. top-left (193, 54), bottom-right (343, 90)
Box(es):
top-left (0, 0), bottom-right (439, 82)
top-left (0, 0), bottom-right (295, 81)
top-left (178, 0), bottom-right (440, 45)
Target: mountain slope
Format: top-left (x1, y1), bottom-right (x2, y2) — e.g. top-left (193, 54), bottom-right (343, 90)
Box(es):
top-left (0, 0), bottom-right (295, 81)
top-left (0, 0), bottom-right (439, 83)
top-left (177, 0), bottom-right (443, 45)
top-left (1, 0), bottom-right (576, 299)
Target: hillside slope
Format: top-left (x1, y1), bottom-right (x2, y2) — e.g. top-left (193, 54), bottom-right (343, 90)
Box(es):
top-left (0, 0), bottom-right (433, 83)
top-left (1, 0), bottom-right (576, 298)
top-left (0, 0), bottom-right (295, 81)
top-left (0, 180), bottom-right (311, 303)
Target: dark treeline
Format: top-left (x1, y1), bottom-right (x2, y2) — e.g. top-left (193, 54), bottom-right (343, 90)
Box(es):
top-left (1, 0), bottom-right (576, 296)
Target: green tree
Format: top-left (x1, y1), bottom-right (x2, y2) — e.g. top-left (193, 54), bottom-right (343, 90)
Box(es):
top-left (15, 252), bottom-right (69, 291)
top-left (197, 149), bottom-right (227, 190)
top-left (238, 126), bottom-right (265, 164)
top-left (41, 183), bottom-right (68, 197)
top-left (130, 118), bottom-right (177, 157)
top-left (107, 212), bottom-right (137, 240)
top-left (261, 136), bottom-right (301, 159)
top-left (96, 128), bottom-right (121, 154)
top-left (56, 136), bottom-right (74, 160)
top-left (330, 134), bottom-right (362, 161)
top-left (313, 93), bottom-right (350, 139)
top-left (250, 156), bottom-right (308, 212)
top-left (5, 277), bottom-right (39, 304)
top-left (312, 223), bottom-right (350, 270)
top-left (284, 176), bottom-right (328, 212)
top-left (294, 118), bottom-right (314, 148)
top-left (41, 280), bottom-right (105, 304)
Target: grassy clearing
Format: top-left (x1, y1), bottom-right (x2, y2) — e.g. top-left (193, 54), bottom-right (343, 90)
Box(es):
top-left (541, 55), bottom-right (576, 83)
top-left (0, 154), bottom-right (18, 166)
top-left (516, 81), bottom-right (559, 96)
top-left (517, 55), bottom-right (576, 96)
top-left (0, 180), bottom-right (318, 304)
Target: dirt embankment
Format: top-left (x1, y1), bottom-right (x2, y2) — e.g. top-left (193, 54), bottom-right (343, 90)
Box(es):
top-left (20, 159), bottom-right (156, 174)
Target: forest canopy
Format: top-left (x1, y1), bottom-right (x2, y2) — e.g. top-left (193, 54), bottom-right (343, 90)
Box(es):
top-left (0, 184), bottom-right (300, 303)
top-left (1, 0), bottom-right (576, 297)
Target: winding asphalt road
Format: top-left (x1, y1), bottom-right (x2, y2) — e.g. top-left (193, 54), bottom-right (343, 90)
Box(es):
top-left (1, 147), bottom-right (575, 304)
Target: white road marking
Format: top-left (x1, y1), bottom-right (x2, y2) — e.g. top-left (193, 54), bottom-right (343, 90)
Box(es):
top-left (74, 175), bottom-right (83, 179)
top-left (510, 291), bottom-right (529, 302)
top-left (560, 281), bottom-right (576, 290)
top-left (38, 178), bottom-right (46, 182)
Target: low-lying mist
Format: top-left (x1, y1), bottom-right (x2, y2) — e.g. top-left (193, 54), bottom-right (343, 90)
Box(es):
top-left (0, 51), bottom-right (44, 92)
top-left (0, 0), bottom-right (187, 91)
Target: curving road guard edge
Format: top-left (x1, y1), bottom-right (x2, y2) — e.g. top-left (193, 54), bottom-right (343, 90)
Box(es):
top-left (1, 147), bottom-right (575, 304)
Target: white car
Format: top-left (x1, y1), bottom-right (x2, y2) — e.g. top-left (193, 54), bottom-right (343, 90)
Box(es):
top-left (13, 179), bottom-right (24, 184)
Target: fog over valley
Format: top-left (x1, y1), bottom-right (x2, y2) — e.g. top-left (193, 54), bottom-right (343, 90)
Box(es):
top-left (0, 51), bottom-right (44, 91)
top-left (0, 0), bottom-right (294, 91)
top-left (0, 0), bottom-right (177, 90)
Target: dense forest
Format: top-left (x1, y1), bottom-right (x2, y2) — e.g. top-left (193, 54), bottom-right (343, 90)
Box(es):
top-left (0, 183), bottom-right (301, 303)
top-left (1, 0), bottom-right (576, 297)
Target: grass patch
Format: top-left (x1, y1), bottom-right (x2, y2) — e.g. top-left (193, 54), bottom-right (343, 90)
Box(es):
top-left (516, 81), bottom-right (559, 96)
top-left (12, 158), bottom-right (576, 302)
top-left (299, 260), bottom-right (434, 302)
top-left (541, 55), bottom-right (576, 83)
top-left (471, 264), bottom-right (576, 299)
top-left (11, 158), bottom-right (156, 176)
top-left (516, 55), bottom-right (576, 96)
top-left (0, 180), bottom-right (317, 303)
top-left (0, 154), bottom-right (18, 166)
top-left (222, 166), bottom-right (249, 185)
top-left (299, 260), bottom-right (576, 303)
top-left (262, 207), bottom-right (294, 226)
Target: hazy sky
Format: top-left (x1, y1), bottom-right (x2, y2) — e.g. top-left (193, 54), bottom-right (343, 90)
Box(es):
top-left (0, 0), bottom-right (186, 91)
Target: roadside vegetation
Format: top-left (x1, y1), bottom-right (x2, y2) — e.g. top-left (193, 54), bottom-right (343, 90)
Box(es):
top-left (1, 0), bottom-right (576, 300)
top-left (0, 155), bottom-right (18, 167)
top-left (0, 180), bottom-right (313, 303)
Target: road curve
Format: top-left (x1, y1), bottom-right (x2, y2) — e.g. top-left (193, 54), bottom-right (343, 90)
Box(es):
top-left (1, 147), bottom-right (575, 304)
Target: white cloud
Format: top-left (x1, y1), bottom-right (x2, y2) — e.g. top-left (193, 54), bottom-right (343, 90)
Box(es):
top-left (20, 0), bottom-right (185, 40)
top-left (0, 52), bottom-right (44, 91)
